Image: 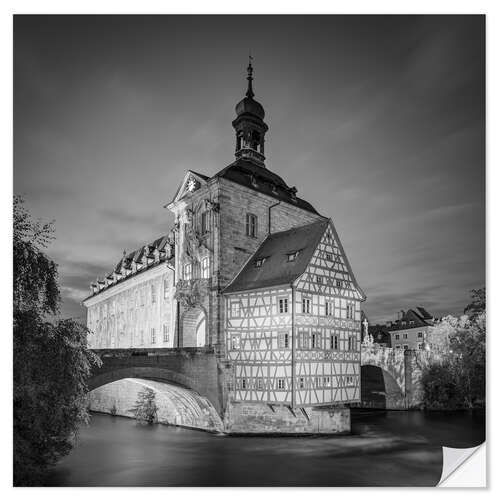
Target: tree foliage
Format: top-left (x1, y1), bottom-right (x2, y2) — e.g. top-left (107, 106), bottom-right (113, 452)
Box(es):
top-left (464, 287), bottom-right (486, 320)
top-left (13, 195), bottom-right (100, 486)
top-left (422, 289), bottom-right (485, 410)
top-left (130, 388), bottom-right (158, 424)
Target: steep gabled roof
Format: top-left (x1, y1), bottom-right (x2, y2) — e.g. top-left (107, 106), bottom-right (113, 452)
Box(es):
top-left (388, 308), bottom-right (433, 331)
top-left (223, 219), bottom-right (328, 294)
top-left (416, 306), bottom-right (433, 320)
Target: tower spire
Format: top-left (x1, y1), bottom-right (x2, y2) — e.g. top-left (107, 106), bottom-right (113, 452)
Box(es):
top-left (233, 57), bottom-right (268, 166)
top-left (246, 54), bottom-right (254, 98)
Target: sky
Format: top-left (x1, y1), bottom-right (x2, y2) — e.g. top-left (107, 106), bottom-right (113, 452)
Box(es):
top-left (14, 15), bottom-right (485, 323)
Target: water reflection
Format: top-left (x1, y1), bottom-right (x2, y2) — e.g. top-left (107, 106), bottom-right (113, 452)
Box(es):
top-left (46, 409), bottom-right (485, 487)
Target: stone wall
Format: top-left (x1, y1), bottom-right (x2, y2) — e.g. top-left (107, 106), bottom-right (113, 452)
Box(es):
top-left (218, 179), bottom-right (323, 288)
top-left (88, 347), bottom-right (224, 414)
top-left (224, 401), bottom-right (350, 434)
top-left (88, 378), bottom-right (223, 432)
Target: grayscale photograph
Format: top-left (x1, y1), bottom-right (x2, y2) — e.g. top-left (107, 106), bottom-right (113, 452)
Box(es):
top-left (13, 14), bottom-right (485, 487)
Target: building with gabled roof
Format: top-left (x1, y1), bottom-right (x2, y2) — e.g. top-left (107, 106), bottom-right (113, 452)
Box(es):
top-left (224, 218), bottom-right (365, 407)
top-left (386, 307), bottom-right (437, 351)
top-left (83, 61), bottom-right (365, 432)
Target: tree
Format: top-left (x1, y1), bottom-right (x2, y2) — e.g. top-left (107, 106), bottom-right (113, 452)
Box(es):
top-left (130, 388), bottom-right (158, 424)
top-left (13, 195), bottom-right (100, 486)
top-left (464, 287), bottom-right (486, 319)
top-left (421, 289), bottom-right (485, 410)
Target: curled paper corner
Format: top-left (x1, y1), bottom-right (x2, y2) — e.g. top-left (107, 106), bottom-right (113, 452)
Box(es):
top-left (438, 443), bottom-right (486, 487)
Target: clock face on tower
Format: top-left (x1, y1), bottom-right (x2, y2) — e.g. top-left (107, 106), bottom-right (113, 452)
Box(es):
top-left (187, 178), bottom-right (198, 192)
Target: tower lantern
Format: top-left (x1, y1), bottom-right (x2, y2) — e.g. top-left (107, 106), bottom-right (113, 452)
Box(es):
top-left (232, 60), bottom-right (269, 167)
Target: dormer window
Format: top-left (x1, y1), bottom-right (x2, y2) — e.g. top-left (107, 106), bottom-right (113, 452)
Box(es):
top-left (250, 175), bottom-right (258, 188)
top-left (287, 251), bottom-right (300, 262)
top-left (254, 257), bottom-right (266, 268)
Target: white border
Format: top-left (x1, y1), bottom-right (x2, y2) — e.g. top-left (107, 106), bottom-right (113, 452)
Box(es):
top-left (2, 1), bottom-right (497, 497)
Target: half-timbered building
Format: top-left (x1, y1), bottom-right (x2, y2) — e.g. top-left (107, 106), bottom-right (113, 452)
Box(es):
top-left (224, 219), bottom-right (365, 408)
top-left (83, 61), bottom-right (365, 432)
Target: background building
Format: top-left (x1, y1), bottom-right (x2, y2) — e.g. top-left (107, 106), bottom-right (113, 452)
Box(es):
top-left (386, 307), bottom-right (436, 350)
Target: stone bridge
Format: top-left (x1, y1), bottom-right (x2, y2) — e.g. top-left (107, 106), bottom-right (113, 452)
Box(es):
top-left (88, 347), bottom-right (226, 432)
top-left (360, 345), bottom-right (438, 409)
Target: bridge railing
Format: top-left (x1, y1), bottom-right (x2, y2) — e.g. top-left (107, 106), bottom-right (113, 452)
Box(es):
top-left (92, 346), bottom-right (216, 358)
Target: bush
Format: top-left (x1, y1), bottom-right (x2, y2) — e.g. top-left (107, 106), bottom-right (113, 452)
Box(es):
top-left (421, 291), bottom-right (485, 410)
top-left (421, 362), bottom-right (463, 410)
top-left (13, 196), bottom-right (101, 485)
top-left (130, 388), bottom-right (158, 424)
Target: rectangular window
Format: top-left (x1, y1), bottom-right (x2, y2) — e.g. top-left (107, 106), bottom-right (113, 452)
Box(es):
top-left (403, 345), bottom-right (409, 350)
top-left (201, 211), bottom-right (209, 234)
top-left (395, 334), bottom-right (400, 340)
top-left (241, 378), bottom-right (247, 390)
top-left (278, 332), bottom-right (290, 349)
top-left (201, 256), bottom-right (210, 278)
top-left (418, 343), bottom-right (424, 350)
top-left (163, 324), bottom-right (169, 343)
top-left (151, 328), bottom-right (156, 344)
top-left (417, 332), bottom-right (423, 338)
top-left (403, 333), bottom-right (408, 339)
top-left (348, 337), bottom-right (352, 351)
top-left (316, 275), bottom-right (323, 284)
top-left (257, 378), bottom-right (264, 390)
top-left (323, 376), bottom-right (331, 387)
top-left (300, 331), bottom-right (309, 349)
top-left (312, 333), bottom-right (321, 349)
top-left (395, 344), bottom-right (401, 349)
top-left (246, 213), bottom-right (257, 238)
top-left (279, 297), bottom-right (288, 314)
top-left (299, 377), bottom-right (305, 389)
top-left (231, 301), bottom-right (240, 317)
top-left (346, 303), bottom-right (355, 319)
top-left (151, 284), bottom-right (156, 304)
top-left (325, 252), bottom-right (333, 261)
top-left (315, 377), bottom-right (321, 388)
top-left (231, 335), bottom-right (241, 350)
top-left (184, 263), bottom-right (192, 280)
top-left (277, 378), bottom-right (285, 390)
top-left (336, 280), bottom-right (343, 288)
top-left (302, 298), bottom-right (311, 314)
top-left (325, 301), bottom-right (334, 316)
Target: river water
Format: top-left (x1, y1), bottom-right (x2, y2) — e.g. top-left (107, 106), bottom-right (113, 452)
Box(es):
top-left (46, 409), bottom-right (485, 487)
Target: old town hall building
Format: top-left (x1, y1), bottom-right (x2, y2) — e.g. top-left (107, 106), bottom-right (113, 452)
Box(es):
top-left (83, 63), bottom-right (365, 429)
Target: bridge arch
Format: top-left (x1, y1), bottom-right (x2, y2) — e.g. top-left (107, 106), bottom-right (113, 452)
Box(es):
top-left (88, 347), bottom-right (223, 418)
top-left (88, 365), bottom-right (199, 393)
top-left (360, 364), bottom-right (405, 409)
top-left (181, 305), bottom-right (207, 347)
